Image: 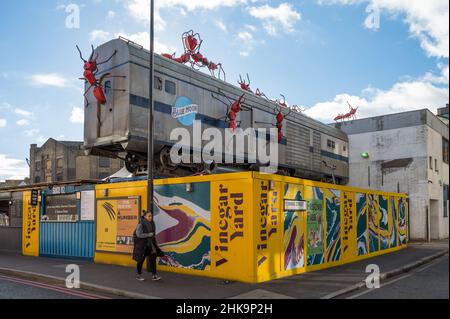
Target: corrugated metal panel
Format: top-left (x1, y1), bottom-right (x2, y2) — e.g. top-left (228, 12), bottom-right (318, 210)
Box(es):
top-left (39, 221), bottom-right (95, 259)
top-left (312, 132), bottom-right (322, 171)
top-left (286, 122), bottom-right (311, 169)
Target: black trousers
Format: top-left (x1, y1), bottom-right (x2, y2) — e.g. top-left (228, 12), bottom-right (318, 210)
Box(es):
top-left (137, 247), bottom-right (157, 275)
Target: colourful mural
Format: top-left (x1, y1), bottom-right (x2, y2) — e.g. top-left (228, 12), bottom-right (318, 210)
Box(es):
top-left (325, 189), bottom-right (341, 263)
top-left (307, 187), bottom-right (325, 266)
top-left (356, 193), bottom-right (368, 256)
top-left (368, 194), bottom-right (379, 253)
top-left (379, 195), bottom-right (389, 250)
top-left (390, 197), bottom-right (398, 249)
top-left (154, 183), bottom-right (211, 271)
top-left (283, 184), bottom-right (305, 271)
top-left (399, 197), bottom-right (407, 245)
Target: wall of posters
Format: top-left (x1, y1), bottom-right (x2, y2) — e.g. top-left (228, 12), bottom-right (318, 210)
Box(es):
top-left (96, 196), bottom-right (140, 254)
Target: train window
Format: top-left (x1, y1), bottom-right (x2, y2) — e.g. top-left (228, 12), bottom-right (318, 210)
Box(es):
top-left (154, 76), bottom-right (163, 91)
top-left (327, 139), bottom-right (336, 149)
top-left (165, 80), bottom-right (176, 95)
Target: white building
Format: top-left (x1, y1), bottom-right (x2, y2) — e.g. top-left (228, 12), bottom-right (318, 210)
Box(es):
top-left (336, 108), bottom-right (449, 241)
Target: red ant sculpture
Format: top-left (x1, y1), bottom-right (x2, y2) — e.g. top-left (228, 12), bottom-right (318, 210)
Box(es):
top-left (212, 91), bottom-right (248, 132)
top-left (275, 104), bottom-right (292, 143)
top-left (334, 102), bottom-right (359, 123)
top-left (276, 94), bottom-right (289, 109)
top-left (162, 30), bottom-right (225, 80)
top-left (76, 45), bottom-right (117, 105)
top-left (238, 74), bottom-right (252, 93)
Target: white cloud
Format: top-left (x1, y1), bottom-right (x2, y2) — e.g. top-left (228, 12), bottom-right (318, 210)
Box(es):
top-left (24, 129), bottom-right (39, 137)
top-left (90, 29), bottom-right (110, 42)
top-left (115, 32), bottom-right (175, 54)
top-left (70, 107), bottom-right (84, 124)
top-left (317, 0), bottom-right (449, 58)
top-left (14, 108), bottom-right (33, 118)
top-left (215, 20), bottom-right (228, 32)
top-left (238, 31), bottom-right (253, 42)
top-left (30, 73), bottom-right (71, 88)
top-left (248, 3), bottom-right (301, 36)
top-left (106, 10), bottom-right (116, 19)
top-left (0, 154), bottom-right (29, 182)
top-left (305, 68), bottom-right (449, 123)
top-left (16, 119), bottom-right (31, 126)
top-left (0, 119), bottom-right (6, 128)
top-left (124, 0), bottom-right (248, 31)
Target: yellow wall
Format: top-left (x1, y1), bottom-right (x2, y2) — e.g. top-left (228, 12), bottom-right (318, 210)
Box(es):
top-left (93, 172), bottom-right (408, 283)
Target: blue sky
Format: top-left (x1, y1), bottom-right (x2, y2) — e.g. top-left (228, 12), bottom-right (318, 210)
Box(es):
top-left (0, 0), bottom-right (448, 181)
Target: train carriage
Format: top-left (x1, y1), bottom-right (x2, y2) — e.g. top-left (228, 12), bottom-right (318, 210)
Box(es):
top-left (83, 38), bottom-right (349, 184)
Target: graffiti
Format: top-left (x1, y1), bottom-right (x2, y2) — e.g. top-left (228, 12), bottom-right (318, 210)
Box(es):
top-left (283, 184), bottom-right (305, 271)
top-left (356, 193), bottom-right (368, 256)
top-left (326, 190), bottom-right (342, 263)
top-left (154, 183), bottom-right (211, 271)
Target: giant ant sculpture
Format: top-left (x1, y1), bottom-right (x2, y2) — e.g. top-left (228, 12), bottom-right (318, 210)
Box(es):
top-left (238, 74), bottom-right (252, 93)
top-left (334, 102), bottom-right (359, 123)
top-left (255, 96), bottom-right (292, 143)
top-left (211, 90), bottom-right (250, 132)
top-left (162, 30), bottom-right (226, 80)
top-left (76, 45), bottom-right (119, 105)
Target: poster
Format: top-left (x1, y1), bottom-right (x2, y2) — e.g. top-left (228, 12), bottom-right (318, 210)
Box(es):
top-left (44, 194), bottom-right (78, 222)
top-left (96, 196), bottom-right (140, 253)
top-left (307, 199), bottom-right (324, 256)
top-left (80, 190), bottom-right (95, 221)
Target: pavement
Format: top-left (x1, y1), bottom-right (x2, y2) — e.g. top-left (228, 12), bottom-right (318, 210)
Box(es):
top-left (339, 253), bottom-right (449, 299)
top-left (0, 240), bottom-right (448, 299)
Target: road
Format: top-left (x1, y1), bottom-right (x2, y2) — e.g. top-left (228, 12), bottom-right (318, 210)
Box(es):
top-left (0, 274), bottom-right (114, 299)
top-left (342, 254), bottom-right (449, 299)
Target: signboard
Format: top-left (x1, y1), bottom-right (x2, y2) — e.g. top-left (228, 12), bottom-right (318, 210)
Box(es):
top-left (31, 189), bottom-right (39, 207)
top-left (43, 194), bottom-right (78, 222)
top-left (284, 200), bottom-right (307, 211)
top-left (96, 197), bottom-right (140, 254)
top-left (307, 199), bottom-right (324, 255)
top-left (80, 190), bottom-right (95, 221)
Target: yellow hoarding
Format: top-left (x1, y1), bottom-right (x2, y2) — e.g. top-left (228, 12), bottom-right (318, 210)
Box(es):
top-left (22, 191), bottom-right (40, 257)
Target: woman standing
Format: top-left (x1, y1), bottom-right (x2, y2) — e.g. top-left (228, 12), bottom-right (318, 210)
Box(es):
top-left (133, 210), bottom-right (162, 281)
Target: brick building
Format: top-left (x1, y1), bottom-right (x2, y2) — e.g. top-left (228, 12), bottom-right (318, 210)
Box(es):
top-left (30, 138), bottom-right (123, 183)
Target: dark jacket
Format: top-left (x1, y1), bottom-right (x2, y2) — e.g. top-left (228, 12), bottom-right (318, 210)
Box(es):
top-left (132, 219), bottom-right (164, 262)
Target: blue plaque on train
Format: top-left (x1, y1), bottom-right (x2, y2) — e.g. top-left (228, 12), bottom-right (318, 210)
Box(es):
top-left (171, 96), bottom-right (198, 126)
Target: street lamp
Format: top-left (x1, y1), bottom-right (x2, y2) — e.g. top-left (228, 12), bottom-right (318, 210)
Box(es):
top-left (147, 0), bottom-right (155, 215)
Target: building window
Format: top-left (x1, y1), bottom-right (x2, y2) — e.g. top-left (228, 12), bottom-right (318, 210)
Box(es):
top-left (57, 158), bottom-right (64, 169)
top-left (435, 159), bottom-right (439, 173)
top-left (165, 80), bottom-right (176, 95)
top-left (99, 157), bottom-right (111, 168)
top-left (56, 174), bottom-right (63, 182)
top-left (343, 145), bottom-right (347, 152)
top-left (327, 139), bottom-right (335, 149)
top-left (443, 138), bottom-right (449, 165)
top-left (154, 76), bottom-right (163, 91)
top-left (34, 176), bottom-right (41, 184)
top-left (429, 156), bottom-right (433, 170)
top-left (35, 161), bottom-right (41, 171)
top-left (0, 200), bottom-right (10, 227)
